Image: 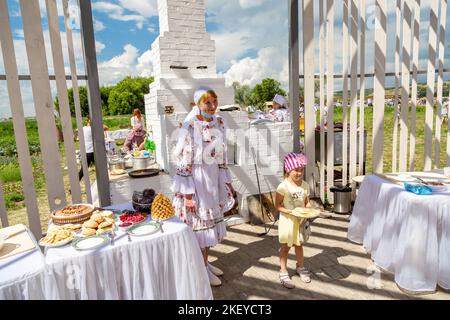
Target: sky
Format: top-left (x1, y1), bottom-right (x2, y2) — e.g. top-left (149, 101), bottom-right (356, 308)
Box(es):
top-left (0, 0), bottom-right (450, 118)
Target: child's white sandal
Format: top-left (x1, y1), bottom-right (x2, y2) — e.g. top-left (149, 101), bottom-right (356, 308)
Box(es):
top-left (279, 272), bottom-right (296, 289)
top-left (296, 267), bottom-right (311, 283)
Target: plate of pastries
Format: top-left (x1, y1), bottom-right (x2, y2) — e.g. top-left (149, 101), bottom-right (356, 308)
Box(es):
top-left (151, 193), bottom-right (175, 221)
top-left (81, 210), bottom-right (116, 236)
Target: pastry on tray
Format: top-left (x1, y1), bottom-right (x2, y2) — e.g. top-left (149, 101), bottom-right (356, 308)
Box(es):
top-left (83, 220), bottom-right (99, 229)
top-left (151, 193), bottom-right (175, 221)
top-left (290, 207), bottom-right (321, 219)
top-left (81, 228), bottom-right (97, 236)
top-left (90, 213), bottom-right (104, 224)
top-left (53, 204), bottom-right (95, 217)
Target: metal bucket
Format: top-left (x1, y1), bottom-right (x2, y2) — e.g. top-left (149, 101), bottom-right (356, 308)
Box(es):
top-left (132, 156), bottom-right (154, 170)
top-left (330, 185), bottom-right (352, 214)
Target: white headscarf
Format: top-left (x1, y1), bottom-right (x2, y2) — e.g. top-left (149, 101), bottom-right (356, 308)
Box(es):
top-left (193, 85), bottom-right (213, 106)
top-left (183, 85), bottom-right (214, 124)
top-left (273, 94), bottom-right (287, 107)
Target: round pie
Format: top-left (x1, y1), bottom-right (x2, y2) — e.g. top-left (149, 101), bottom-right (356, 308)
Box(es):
top-left (54, 204), bottom-right (94, 217)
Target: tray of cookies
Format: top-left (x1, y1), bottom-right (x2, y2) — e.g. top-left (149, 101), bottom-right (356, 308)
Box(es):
top-left (39, 228), bottom-right (76, 248)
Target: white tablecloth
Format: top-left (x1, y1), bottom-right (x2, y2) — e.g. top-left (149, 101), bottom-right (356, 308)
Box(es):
top-left (348, 175), bottom-right (450, 292)
top-left (108, 129), bottom-right (130, 140)
top-left (44, 203), bottom-right (212, 300)
top-left (0, 225), bottom-right (59, 299)
top-left (91, 172), bottom-right (173, 206)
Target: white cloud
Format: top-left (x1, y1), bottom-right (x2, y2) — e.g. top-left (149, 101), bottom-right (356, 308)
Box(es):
top-left (94, 19), bottom-right (105, 32)
top-left (136, 49), bottom-right (154, 77)
top-left (92, 1), bottom-right (147, 29)
top-left (238, 0), bottom-right (266, 9)
top-left (206, 0), bottom-right (288, 73)
top-left (97, 44), bottom-right (153, 86)
top-left (117, 0), bottom-right (158, 18)
top-left (223, 46), bottom-right (289, 89)
top-left (211, 31), bottom-right (252, 71)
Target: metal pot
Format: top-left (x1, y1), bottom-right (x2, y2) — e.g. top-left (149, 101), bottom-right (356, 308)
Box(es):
top-left (108, 157), bottom-right (125, 171)
top-left (132, 156), bottom-right (153, 170)
top-left (330, 185), bottom-right (352, 214)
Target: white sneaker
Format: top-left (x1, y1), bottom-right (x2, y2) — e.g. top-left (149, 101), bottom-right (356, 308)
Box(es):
top-left (207, 268), bottom-right (222, 287)
top-left (207, 263), bottom-right (224, 276)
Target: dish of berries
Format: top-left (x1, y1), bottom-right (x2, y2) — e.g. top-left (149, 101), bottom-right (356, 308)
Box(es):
top-left (119, 211), bottom-right (146, 225)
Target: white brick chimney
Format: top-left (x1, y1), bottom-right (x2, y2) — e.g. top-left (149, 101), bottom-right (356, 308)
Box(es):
top-left (145, 0), bottom-right (235, 171)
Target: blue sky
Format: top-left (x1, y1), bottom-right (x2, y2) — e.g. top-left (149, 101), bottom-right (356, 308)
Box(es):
top-left (0, 0), bottom-right (450, 118)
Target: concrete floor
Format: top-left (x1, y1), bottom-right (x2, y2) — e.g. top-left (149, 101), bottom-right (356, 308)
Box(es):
top-left (209, 214), bottom-right (450, 300)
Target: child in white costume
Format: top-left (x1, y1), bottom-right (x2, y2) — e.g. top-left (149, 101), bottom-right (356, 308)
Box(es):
top-left (172, 86), bottom-right (235, 287)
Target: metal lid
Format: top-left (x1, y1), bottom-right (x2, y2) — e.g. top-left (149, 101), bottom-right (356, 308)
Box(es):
top-left (330, 185), bottom-right (352, 192)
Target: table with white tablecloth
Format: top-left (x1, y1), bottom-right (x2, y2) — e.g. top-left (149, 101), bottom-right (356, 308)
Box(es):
top-left (44, 202), bottom-right (212, 300)
top-left (1, 204), bottom-right (212, 300)
top-left (348, 175), bottom-right (450, 293)
top-left (108, 129), bottom-right (131, 140)
top-left (0, 225), bottom-right (59, 300)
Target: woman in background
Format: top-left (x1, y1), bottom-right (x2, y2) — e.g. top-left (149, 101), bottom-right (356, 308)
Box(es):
top-left (131, 108), bottom-right (145, 129)
top-left (122, 123), bottom-right (146, 154)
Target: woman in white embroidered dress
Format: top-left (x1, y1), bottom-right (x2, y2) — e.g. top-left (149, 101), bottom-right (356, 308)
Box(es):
top-left (172, 86), bottom-right (235, 287)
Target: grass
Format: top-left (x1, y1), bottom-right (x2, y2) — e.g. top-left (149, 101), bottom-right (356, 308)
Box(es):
top-left (0, 163), bottom-right (22, 183)
top-left (1, 115), bottom-right (131, 231)
top-left (319, 105), bottom-right (449, 174)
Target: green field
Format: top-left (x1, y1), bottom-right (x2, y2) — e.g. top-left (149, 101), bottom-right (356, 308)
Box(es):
top-left (0, 115), bottom-right (130, 228)
top-left (329, 105), bottom-right (449, 174)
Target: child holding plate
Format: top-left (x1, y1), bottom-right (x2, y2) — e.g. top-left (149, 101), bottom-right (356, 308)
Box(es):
top-left (275, 152), bottom-right (314, 289)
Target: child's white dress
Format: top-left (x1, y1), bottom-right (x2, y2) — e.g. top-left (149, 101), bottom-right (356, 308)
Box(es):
top-left (171, 115), bottom-right (235, 248)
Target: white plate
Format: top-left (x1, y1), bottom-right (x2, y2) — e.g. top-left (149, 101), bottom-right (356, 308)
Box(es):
top-left (72, 235), bottom-right (109, 250)
top-left (127, 222), bottom-right (160, 236)
top-left (390, 174), bottom-right (417, 182)
top-left (39, 232), bottom-right (76, 248)
top-left (428, 185), bottom-right (450, 192)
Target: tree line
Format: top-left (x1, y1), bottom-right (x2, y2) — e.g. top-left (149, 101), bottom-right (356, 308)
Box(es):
top-left (54, 76), bottom-right (154, 117)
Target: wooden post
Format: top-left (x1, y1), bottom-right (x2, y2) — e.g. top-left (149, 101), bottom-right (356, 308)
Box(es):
top-left (342, 0), bottom-right (349, 183)
top-left (78, 0), bottom-right (111, 206)
top-left (319, 0), bottom-right (326, 202)
top-left (373, 0), bottom-right (387, 174)
top-left (46, 0), bottom-right (82, 203)
top-left (349, 0), bottom-right (358, 181)
top-left (63, 0), bottom-right (93, 203)
top-left (0, 0), bottom-right (40, 235)
top-left (435, 0), bottom-right (447, 168)
top-left (302, 0), bottom-right (315, 195)
top-left (409, 0), bottom-right (421, 171)
top-left (289, 0), bottom-right (300, 153)
top-left (326, 0), bottom-right (334, 202)
top-left (392, 0), bottom-right (402, 172)
top-left (20, 0), bottom-right (67, 214)
top-left (399, 0), bottom-right (412, 172)
top-left (424, 0), bottom-right (439, 171)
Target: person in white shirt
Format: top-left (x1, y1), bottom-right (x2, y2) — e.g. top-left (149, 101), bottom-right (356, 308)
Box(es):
top-left (131, 108), bottom-right (145, 129)
top-left (79, 117), bottom-right (95, 180)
